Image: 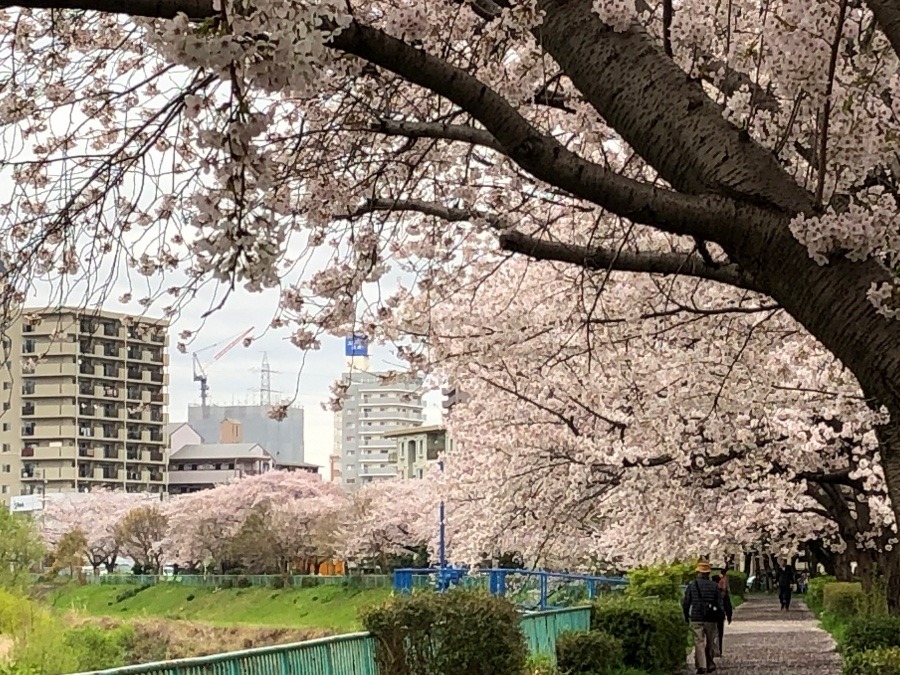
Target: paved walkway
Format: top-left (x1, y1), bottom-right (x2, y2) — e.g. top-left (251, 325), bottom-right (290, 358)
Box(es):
top-left (686, 593), bottom-right (841, 674)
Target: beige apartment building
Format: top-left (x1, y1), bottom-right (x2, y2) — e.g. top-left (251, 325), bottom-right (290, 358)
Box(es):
top-left (0, 308), bottom-right (169, 501)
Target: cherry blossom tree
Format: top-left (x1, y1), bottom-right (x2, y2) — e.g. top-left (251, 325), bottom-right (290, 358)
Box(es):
top-left (338, 478), bottom-right (437, 570)
top-left (165, 470), bottom-right (345, 572)
top-left (401, 256), bottom-right (897, 584)
top-left (115, 505), bottom-right (168, 573)
top-left (42, 490), bottom-right (159, 573)
top-left (10, 0), bottom-right (900, 608)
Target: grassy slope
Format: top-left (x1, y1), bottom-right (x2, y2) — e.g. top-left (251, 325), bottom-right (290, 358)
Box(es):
top-left (45, 583), bottom-right (391, 633)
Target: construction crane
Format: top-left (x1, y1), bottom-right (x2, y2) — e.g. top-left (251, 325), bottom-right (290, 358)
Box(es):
top-left (192, 326), bottom-right (255, 418)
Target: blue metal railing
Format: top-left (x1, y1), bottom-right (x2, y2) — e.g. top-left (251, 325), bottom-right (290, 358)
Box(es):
top-left (393, 568), bottom-right (628, 609)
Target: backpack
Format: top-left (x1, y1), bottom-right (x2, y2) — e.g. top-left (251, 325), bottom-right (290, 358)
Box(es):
top-left (693, 581), bottom-right (722, 622)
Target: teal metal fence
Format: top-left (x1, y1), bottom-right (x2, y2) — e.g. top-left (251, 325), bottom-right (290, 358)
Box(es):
top-left (75, 632), bottom-right (378, 675)
top-left (520, 607), bottom-right (591, 659)
top-left (73, 607), bottom-right (591, 675)
top-left (84, 574), bottom-right (393, 589)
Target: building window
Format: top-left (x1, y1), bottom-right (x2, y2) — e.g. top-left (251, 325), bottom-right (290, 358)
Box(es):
top-left (2, 403), bottom-right (8, 411)
top-left (1, 444), bottom-right (8, 453)
top-left (0, 485), bottom-right (6, 494)
top-left (22, 338), bottom-right (35, 354)
top-left (1, 465), bottom-right (9, 473)
top-left (1, 382), bottom-right (8, 391)
top-left (2, 423), bottom-right (9, 431)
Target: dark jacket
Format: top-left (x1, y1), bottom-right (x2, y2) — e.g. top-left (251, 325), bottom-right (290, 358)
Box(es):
top-left (682, 577), bottom-right (723, 623)
top-left (776, 566), bottom-right (795, 589)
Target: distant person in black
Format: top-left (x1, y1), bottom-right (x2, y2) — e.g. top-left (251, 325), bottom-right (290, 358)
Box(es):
top-left (710, 573), bottom-right (734, 656)
top-left (776, 561), bottom-right (796, 611)
top-left (682, 561), bottom-right (723, 674)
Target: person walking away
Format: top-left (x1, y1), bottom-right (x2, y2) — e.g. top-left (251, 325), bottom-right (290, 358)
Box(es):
top-left (776, 561), bottom-right (795, 610)
top-left (710, 573), bottom-right (733, 656)
top-left (682, 561), bottom-right (723, 674)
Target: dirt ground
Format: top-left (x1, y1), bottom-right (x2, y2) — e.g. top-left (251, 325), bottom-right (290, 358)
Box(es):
top-left (67, 615), bottom-right (332, 662)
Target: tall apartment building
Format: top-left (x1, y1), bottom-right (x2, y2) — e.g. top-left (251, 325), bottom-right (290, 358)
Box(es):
top-left (333, 334), bottom-right (424, 485)
top-left (0, 308), bottom-right (169, 501)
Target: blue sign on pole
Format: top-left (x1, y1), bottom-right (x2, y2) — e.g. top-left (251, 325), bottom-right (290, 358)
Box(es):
top-left (345, 334), bottom-right (368, 357)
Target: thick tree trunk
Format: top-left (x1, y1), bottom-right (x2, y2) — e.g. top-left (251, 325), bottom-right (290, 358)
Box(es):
top-left (857, 550), bottom-right (877, 592)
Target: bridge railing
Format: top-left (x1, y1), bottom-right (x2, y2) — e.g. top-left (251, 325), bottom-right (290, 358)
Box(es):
top-left (393, 568), bottom-right (628, 609)
top-left (73, 607), bottom-right (592, 675)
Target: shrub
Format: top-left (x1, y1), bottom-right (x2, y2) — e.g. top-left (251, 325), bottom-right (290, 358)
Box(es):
top-left (525, 654), bottom-right (561, 675)
top-left (219, 578), bottom-right (235, 589)
top-left (556, 630), bottom-right (624, 675)
top-left (725, 570), bottom-right (748, 599)
top-left (824, 582), bottom-right (864, 618)
top-left (363, 589), bottom-right (528, 675)
top-left (131, 563), bottom-right (144, 576)
top-left (843, 616), bottom-right (900, 657)
top-left (271, 576), bottom-right (285, 589)
top-left (186, 594), bottom-right (196, 602)
top-left (807, 575), bottom-right (837, 613)
top-left (591, 596), bottom-right (688, 674)
top-left (62, 624), bottom-right (133, 671)
top-left (843, 647), bottom-right (900, 675)
top-left (235, 576), bottom-right (252, 588)
top-left (625, 563), bottom-right (692, 602)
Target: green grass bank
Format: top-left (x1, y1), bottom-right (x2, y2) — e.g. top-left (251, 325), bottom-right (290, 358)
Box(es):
top-left (44, 582), bottom-right (392, 633)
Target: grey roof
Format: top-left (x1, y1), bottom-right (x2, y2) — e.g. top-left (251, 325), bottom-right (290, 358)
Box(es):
top-left (274, 460), bottom-right (320, 470)
top-left (170, 443), bottom-right (271, 462)
top-left (382, 424), bottom-right (445, 438)
top-left (165, 422), bottom-right (190, 436)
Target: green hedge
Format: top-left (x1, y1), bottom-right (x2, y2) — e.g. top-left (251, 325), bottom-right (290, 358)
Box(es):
top-left (625, 563), bottom-right (693, 603)
top-left (843, 647), bottom-right (900, 675)
top-left (807, 575), bottom-right (837, 613)
top-left (363, 589), bottom-right (527, 675)
top-left (824, 582), bottom-right (864, 618)
top-left (725, 571), bottom-right (747, 599)
top-left (556, 630), bottom-right (623, 675)
top-left (591, 597), bottom-right (688, 674)
top-left (842, 616), bottom-right (900, 657)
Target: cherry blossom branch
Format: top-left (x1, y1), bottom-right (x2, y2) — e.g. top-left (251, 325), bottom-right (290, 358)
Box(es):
top-left (333, 22), bottom-right (745, 243)
top-left (2, 0), bottom-right (763, 246)
top-left (499, 230), bottom-right (764, 292)
top-left (373, 120), bottom-right (503, 152)
top-left (340, 198), bottom-right (503, 228)
top-left (534, 0), bottom-right (815, 214)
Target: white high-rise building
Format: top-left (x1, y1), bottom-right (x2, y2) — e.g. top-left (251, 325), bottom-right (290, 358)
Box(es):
top-left (333, 335), bottom-right (423, 486)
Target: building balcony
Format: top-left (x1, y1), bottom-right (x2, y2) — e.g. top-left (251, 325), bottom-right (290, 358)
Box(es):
top-left (148, 450), bottom-right (164, 463)
top-left (29, 362), bottom-right (78, 378)
top-left (359, 465), bottom-right (397, 477)
top-left (359, 452), bottom-right (392, 463)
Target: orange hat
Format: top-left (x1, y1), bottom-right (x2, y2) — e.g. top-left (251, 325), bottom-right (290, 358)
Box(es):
top-left (696, 561), bottom-right (712, 573)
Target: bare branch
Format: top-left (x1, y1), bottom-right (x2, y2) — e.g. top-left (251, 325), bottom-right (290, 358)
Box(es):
top-left (499, 229), bottom-right (764, 292)
top-left (373, 120), bottom-right (503, 152)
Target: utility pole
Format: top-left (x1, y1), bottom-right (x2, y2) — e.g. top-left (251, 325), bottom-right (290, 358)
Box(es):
top-left (260, 352), bottom-right (272, 406)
